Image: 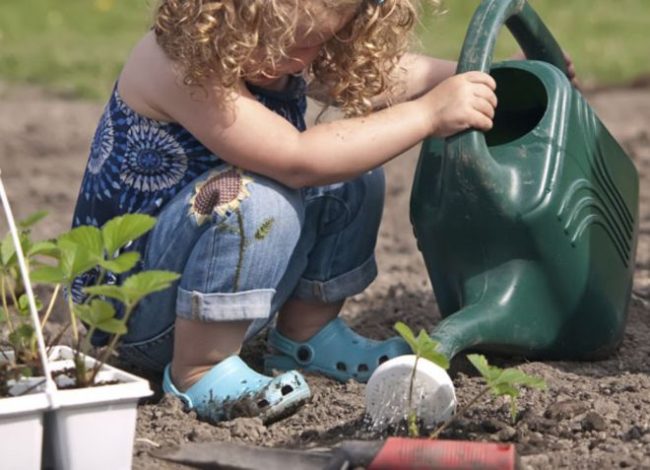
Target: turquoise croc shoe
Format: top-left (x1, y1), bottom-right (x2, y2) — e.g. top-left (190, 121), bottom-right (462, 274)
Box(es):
top-left (162, 355), bottom-right (310, 423)
top-left (264, 318), bottom-right (411, 383)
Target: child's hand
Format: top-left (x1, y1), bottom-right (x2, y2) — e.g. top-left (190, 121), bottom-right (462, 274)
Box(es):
top-left (421, 71), bottom-right (497, 138)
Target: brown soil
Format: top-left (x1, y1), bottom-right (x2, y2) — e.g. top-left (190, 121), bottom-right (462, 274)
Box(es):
top-left (0, 80), bottom-right (649, 469)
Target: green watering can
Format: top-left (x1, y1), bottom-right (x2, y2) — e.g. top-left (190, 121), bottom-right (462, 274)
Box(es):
top-left (410, 0), bottom-right (639, 361)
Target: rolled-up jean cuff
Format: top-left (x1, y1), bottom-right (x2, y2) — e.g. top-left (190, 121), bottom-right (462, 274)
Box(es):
top-left (292, 255), bottom-right (378, 304)
top-left (176, 287), bottom-right (275, 322)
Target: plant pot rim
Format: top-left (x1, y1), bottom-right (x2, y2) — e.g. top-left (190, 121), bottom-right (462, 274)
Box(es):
top-left (47, 345), bottom-right (152, 407)
top-left (0, 391), bottom-right (50, 416)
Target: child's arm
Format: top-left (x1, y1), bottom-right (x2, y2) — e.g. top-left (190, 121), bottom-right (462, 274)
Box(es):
top-left (166, 71), bottom-right (494, 188)
top-left (126, 36), bottom-right (496, 189)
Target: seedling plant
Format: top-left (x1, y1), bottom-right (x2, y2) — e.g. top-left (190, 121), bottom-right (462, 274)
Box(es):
top-left (394, 321), bottom-right (547, 438)
top-left (0, 211), bottom-right (55, 388)
top-left (1, 212), bottom-right (179, 391)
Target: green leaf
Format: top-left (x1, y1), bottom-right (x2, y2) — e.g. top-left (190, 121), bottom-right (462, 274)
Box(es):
top-left (102, 214), bottom-right (156, 256)
top-left (492, 382), bottom-right (520, 399)
top-left (87, 299), bottom-right (115, 323)
top-left (72, 304), bottom-right (93, 325)
top-left (419, 345), bottom-right (450, 370)
top-left (522, 375), bottom-right (547, 390)
top-left (98, 252), bottom-right (140, 274)
top-left (494, 368), bottom-right (546, 389)
top-left (73, 299), bottom-right (127, 335)
top-left (17, 211), bottom-right (48, 229)
top-left (467, 354), bottom-right (547, 424)
top-left (94, 318), bottom-right (127, 335)
top-left (74, 299), bottom-right (115, 326)
top-left (30, 266), bottom-right (66, 284)
top-left (0, 307), bottom-right (6, 322)
top-left (467, 353), bottom-right (490, 377)
top-left (27, 241), bottom-right (59, 258)
top-left (83, 285), bottom-right (128, 304)
top-left (1, 233), bottom-right (16, 267)
top-left (413, 330), bottom-right (449, 369)
top-left (121, 270), bottom-right (180, 305)
top-left (57, 239), bottom-right (97, 281)
top-left (394, 321), bottom-right (418, 354)
top-left (9, 323), bottom-right (35, 344)
top-left (467, 354), bottom-right (502, 383)
top-left (58, 226), bottom-right (104, 260)
top-left (17, 294), bottom-right (43, 316)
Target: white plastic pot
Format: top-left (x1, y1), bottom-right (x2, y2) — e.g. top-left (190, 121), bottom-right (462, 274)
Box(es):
top-left (0, 350), bottom-right (49, 470)
top-left (43, 346), bottom-right (153, 470)
top-left (365, 354), bottom-right (457, 430)
top-left (1, 175), bottom-right (57, 469)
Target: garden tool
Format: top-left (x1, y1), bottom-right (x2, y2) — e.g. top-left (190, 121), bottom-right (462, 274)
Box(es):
top-left (410, 0), bottom-right (639, 361)
top-left (154, 438), bottom-right (518, 470)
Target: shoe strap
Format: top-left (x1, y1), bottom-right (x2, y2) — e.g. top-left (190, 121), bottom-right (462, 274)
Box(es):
top-left (269, 328), bottom-right (316, 366)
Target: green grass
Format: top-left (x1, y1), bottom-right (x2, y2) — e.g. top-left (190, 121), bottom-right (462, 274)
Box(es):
top-left (0, 0), bottom-right (648, 99)
top-left (418, 0), bottom-right (650, 88)
top-left (0, 0), bottom-right (152, 99)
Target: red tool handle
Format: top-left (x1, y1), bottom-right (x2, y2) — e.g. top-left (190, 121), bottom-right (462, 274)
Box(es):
top-left (367, 437), bottom-right (517, 470)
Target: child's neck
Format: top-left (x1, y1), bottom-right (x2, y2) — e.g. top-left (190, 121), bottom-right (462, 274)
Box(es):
top-left (246, 74), bottom-right (290, 92)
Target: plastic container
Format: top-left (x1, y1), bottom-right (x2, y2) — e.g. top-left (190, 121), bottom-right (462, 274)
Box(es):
top-left (410, 0), bottom-right (638, 361)
top-left (43, 346), bottom-right (153, 470)
top-left (2, 170), bottom-right (154, 470)
top-left (0, 351), bottom-right (49, 470)
top-left (365, 355), bottom-right (456, 430)
top-left (1, 172), bottom-right (56, 470)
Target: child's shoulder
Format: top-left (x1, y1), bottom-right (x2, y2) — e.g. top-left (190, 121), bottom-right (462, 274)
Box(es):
top-left (117, 31), bottom-right (181, 122)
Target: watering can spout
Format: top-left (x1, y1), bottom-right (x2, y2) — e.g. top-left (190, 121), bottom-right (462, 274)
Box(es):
top-left (429, 260), bottom-right (564, 360)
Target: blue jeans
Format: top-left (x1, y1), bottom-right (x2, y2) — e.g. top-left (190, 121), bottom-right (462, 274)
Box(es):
top-left (118, 164), bottom-right (385, 372)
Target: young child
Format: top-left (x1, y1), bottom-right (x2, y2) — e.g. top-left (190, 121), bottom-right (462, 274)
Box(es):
top-left (72, 0), bottom-right (500, 423)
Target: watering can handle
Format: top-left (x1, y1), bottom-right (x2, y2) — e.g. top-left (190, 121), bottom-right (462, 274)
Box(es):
top-left (456, 0), bottom-right (568, 75)
top-left (448, 0), bottom-right (569, 162)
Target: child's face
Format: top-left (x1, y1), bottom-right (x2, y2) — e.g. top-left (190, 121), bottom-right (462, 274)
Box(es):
top-left (245, 5), bottom-right (356, 86)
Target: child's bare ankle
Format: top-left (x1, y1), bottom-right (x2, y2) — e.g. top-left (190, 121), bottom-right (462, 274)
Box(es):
top-left (276, 299), bottom-right (343, 342)
top-left (170, 362), bottom-right (216, 392)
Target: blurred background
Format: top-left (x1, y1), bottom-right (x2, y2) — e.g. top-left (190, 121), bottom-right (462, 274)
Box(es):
top-left (1, 0), bottom-right (649, 100)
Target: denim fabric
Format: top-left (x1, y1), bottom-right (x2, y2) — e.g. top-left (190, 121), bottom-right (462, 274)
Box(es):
top-left (118, 165), bottom-right (385, 372)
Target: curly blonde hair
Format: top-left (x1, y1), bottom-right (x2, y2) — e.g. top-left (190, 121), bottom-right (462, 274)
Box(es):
top-left (154, 0), bottom-right (441, 116)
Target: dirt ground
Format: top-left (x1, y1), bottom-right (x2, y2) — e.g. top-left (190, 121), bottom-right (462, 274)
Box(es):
top-left (1, 79), bottom-right (649, 469)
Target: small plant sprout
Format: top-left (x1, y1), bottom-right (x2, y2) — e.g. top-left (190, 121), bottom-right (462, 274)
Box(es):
top-left (429, 354), bottom-right (547, 438)
top-left (0, 210), bottom-right (56, 377)
top-left (394, 321), bottom-right (449, 436)
top-left (466, 353), bottom-right (547, 423)
top-left (27, 213), bottom-right (179, 387)
top-left (394, 321), bottom-right (547, 438)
